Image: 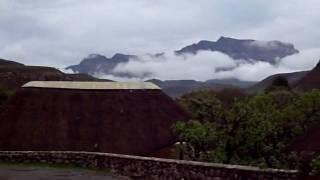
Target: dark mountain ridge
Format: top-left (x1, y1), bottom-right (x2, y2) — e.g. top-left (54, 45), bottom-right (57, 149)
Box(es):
top-left (175, 36), bottom-right (299, 63)
top-left (148, 78), bottom-right (256, 97)
top-left (248, 60), bottom-right (320, 93)
top-left (296, 60), bottom-right (320, 90)
top-left (248, 71), bottom-right (309, 93)
top-left (66, 53), bottom-right (137, 75)
top-left (0, 58), bottom-right (107, 90)
top-left (0, 59), bottom-right (24, 67)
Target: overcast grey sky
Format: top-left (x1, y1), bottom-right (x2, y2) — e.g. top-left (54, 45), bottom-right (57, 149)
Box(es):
top-left (1, 0), bottom-right (320, 80)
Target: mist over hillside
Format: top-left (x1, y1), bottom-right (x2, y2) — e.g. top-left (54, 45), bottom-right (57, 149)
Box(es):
top-left (66, 37), bottom-right (319, 83)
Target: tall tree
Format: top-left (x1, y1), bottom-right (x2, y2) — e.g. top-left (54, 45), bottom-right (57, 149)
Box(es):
top-left (174, 89), bottom-right (319, 169)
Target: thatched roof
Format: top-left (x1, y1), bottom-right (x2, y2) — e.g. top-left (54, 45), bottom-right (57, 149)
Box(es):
top-left (0, 81), bottom-right (188, 156)
top-left (23, 81), bottom-right (160, 90)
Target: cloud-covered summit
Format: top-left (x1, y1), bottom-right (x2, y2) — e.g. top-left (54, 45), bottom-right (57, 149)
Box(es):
top-left (66, 37), bottom-right (319, 81)
top-left (108, 49), bottom-right (319, 82)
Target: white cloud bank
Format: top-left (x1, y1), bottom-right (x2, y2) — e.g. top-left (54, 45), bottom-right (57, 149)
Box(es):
top-left (107, 49), bottom-right (320, 82)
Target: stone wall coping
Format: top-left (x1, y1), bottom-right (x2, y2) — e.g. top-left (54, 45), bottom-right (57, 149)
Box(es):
top-left (0, 151), bottom-right (298, 174)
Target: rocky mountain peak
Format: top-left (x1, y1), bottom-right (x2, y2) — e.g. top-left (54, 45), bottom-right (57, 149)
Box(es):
top-left (66, 53), bottom-right (134, 75)
top-left (175, 37), bottom-right (299, 63)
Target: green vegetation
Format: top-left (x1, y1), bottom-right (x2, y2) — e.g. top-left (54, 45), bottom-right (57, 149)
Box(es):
top-left (311, 155), bottom-right (320, 175)
top-left (0, 84), bottom-right (14, 105)
top-left (0, 84), bottom-right (14, 116)
top-left (174, 88), bottom-right (320, 170)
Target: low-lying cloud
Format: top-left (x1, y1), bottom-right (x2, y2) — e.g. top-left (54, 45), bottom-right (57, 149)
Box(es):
top-left (103, 49), bottom-right (320, 82)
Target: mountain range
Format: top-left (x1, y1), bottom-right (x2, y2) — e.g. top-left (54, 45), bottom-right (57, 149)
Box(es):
top-left (147, 78), bottom-right (256, 97)
top-left (66, 53), bottom-right (137, 76)
top-left (175, 36), bottom-right (299, 63)
top-left (66, 37), bottom-right (299, 77)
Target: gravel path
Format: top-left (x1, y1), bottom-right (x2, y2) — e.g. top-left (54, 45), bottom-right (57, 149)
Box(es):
top-left (0, 165), bottom-right (129, 180)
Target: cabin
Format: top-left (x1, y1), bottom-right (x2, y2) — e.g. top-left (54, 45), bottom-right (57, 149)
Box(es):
top-left (0, 81), bottom-right (188, 156)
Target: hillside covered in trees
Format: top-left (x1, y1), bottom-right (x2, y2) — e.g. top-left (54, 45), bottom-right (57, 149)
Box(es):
top-left (173, 79), bottom-right (320, 176)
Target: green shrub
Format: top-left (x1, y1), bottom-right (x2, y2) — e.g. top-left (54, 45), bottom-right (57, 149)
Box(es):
top-left (311, 155), bottom-right (320, 175)
top-left (0, 84), bottom-right (14, 105)
top-left (174, 89), bottom-right (320, 169)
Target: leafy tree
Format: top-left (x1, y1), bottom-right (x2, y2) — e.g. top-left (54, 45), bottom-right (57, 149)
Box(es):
top-left (174, 89), bottom-right (320, 169)
top-left (231, 91), bottom-right (300, 168)
top-left (215, 88), bottom-right (247, 107)
top-left (310, 155), bottom-right (320, 175)
top-left (174, 120), bottom-right (215, 160)
top-left (177, 91), bottom-right (224, 123)
top-left (294, 89), bottom-right (320, 130)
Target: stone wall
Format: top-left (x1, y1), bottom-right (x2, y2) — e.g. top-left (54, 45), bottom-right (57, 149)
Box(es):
top-left (0, 151), bottom-right (298, 180)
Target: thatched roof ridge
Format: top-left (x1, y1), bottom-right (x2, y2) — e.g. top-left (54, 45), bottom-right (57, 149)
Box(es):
top-left (23, 81), bottom-right (160, 90)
